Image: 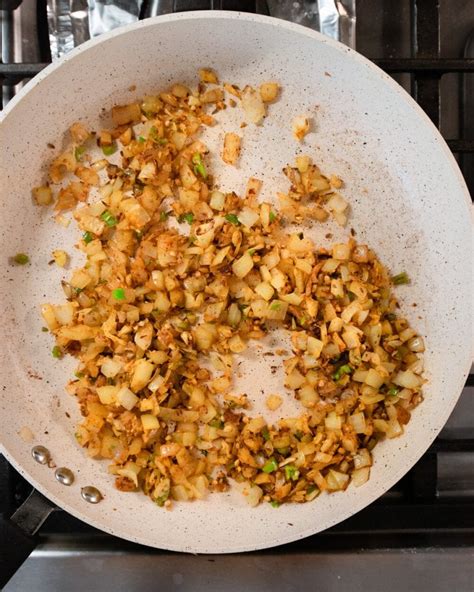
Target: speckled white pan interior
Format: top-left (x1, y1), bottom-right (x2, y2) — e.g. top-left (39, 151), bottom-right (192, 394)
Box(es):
top-left (0, 12), bottom-right (472, 553)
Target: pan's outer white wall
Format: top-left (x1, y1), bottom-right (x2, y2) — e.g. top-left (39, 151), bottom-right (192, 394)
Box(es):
top-left (0, 13), bottom-right (471, 552)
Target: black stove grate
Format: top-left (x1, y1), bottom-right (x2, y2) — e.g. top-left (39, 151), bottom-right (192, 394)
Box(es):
top-left (0, 0), bottom-right (473, 550)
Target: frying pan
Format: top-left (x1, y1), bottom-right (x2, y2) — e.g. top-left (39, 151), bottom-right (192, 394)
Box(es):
top-left (0, 10), bottom-right (472, 584)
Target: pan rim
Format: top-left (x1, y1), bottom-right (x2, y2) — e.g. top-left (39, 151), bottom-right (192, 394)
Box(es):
top-left (0, 10), bottom-right (472, 553)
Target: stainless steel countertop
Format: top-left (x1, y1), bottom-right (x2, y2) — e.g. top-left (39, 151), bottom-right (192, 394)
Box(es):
top-left (6, 543), bottom-right (474, 591)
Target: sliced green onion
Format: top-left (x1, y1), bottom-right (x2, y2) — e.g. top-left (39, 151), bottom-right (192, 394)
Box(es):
top-left (269, 211), bottom-right (277, 223)
top-left (154, 491), bottom-right (169, 507)
top-left (270, 301), bottom-right (281, 311)
top-left (12, 253), bottom-right (30, 265)
top-left (262, 458), bottom-right (278, 473)
top-left (101, 210), bottom-right (118, 227)
top-left (248, 248), bottom-right (256, 255)
top-left (307, 484), bottom-right (317, 494)
top-left (209, 417), bottom-right (224, 429)
top-left (52, 345), bottom-right (63, 359)
top-left (332, 363), bottom-right (353, 381)
top-left (112, 288), bottom-right (125, 301)
top-left (137, 135), bottom-right (146, 143)
top-left (262, 426), bottom-right (271, 441)
top-left (192, 152), bottom-right (207, 178)
top-left (102, 143), bottom-right (117, 156)
top-left (347, 291), bottom-right (356, 301)
top-left (392, 272), bottom-right (410, 285)
top-left (82, 231), bottom-right (93, 244)
top-left (387, 386), bottom-right (400, 396)
top-left (270, 500), bottom-right (280, 508)
top-left (74, 371), bottom-right (84, 379)
top-left (284, 465), bottom-right (300, 481)
top-left (74, 146), bottom-right (86, 161)
top-left (149, 126), bottom-right (167, 145)
top-left (179, 212), bottom-right (194, 224)
top-left (225, 213), bottom-right (240, 226)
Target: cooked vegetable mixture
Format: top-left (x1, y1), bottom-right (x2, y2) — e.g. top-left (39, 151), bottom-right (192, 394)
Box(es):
top-left (36, 71), bottom-right (425, 508)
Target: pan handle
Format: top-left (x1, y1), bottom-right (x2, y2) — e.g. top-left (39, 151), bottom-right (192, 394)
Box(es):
top-left (0, 489), bottom-right (56, 588)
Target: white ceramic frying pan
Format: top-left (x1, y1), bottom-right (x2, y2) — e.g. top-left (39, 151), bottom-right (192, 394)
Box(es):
top-left (0, 10), bottom-right (472, 579)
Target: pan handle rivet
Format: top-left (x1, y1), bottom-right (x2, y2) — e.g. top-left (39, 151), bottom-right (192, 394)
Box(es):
top-left (55, 467), bottom-right (75, 486)
top-left (81, 486), bottom-right (103, 504)
top-left (31, 445), bottom-right (51, 465)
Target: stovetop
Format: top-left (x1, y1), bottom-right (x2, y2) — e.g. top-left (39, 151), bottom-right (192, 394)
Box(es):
top-left (1, 0), bottom-right (473, 590)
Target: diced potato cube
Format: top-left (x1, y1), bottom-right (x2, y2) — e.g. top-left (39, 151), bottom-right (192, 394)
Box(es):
top-left (32, 185), bottom-right (53, 206)
top-left (199, 68), bottom-right (219, 84)
top-left (266, 394), bottom-right (282, 411)
top-left (52, 250), bottom-right (68, 268)
top-left (111, 103), bottom-right (141, 126)
top-left (259, 82), bottom-right (280, 103)
top-left (222, 132), bottom-right (241, 165)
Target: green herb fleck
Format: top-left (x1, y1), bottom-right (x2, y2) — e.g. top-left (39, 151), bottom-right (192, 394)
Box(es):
top-left (294, 430), bottom-right (303, 441)
top-left (270, 500), bottom-right (280, 508)
top-left (149, 126), bottom-right (167, 145)
top-left (225, 213), bottom-right (240, 226)
top-left (12, 253), bottom-right (29, 265)
top-left (160, 211), bottom-right (169, 222)
top-left (270, 301), bottom-right (281, 311)
top-left (262, 458), bottom-right (278, 473)
top-left (386, 312), bottom-right (397, 321)
top-left (209, 417), bottom-right (224, 429)
top-left (387, 386), bottom-right (400, 396)
top-left (101, 210), bottom-right (118, 227)
top-left (347, 291), bottom-right (356, 301)
top-left (307, 485), bottom-right (317, 494)
top-left (82, 231), bottom-right (93, 244)
top-left (332, 363), bottom-right (353, 381)
top-left (73, 287), bottom-right (83, 295)
top-left (284, 465), bottom-right (300, 481)
top-left (179, 212), bottom-right (194, 224)
top-left (52, 345), bottom-right (63, 359)
top-left (391, 272), bottom-right (410, 285)
top-left (137, 135), bottom-right (146, 143)
top-left (192, 152), bottom-right (207, 178)
top-left (74, 146), bottom-right (86, 161)
top-left (102, 143), bottom-right (117, 156)
top-left (112, 288), bottom-right (126, 301)
top-left (248, 248), bottom-right (256, 255)
top-left (269, 211), bottom-right (277, 223)
top-left (154, 491), bottom-right (170, 507)
top-left (74, 371), bottom-right (84, 379)
top-left (262, 427), bottom-right (271, 441)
